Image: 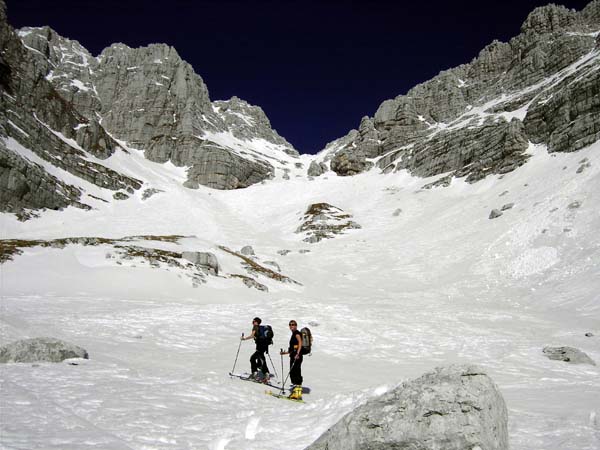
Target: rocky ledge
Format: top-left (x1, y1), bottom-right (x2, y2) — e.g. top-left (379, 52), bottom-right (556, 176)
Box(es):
top-left (296, 203), bottom-right (361, 243)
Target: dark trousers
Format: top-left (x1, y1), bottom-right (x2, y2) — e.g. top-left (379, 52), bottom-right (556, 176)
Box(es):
top-left (289, 354), bottom-right (303, 385)
top-left (250, 350), bottom-right (268, 374)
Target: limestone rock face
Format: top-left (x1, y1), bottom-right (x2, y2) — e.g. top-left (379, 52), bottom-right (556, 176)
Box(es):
top-left (0, 5), bottom-right (143, 218)
top-left (323, 2), bottom-right (600, 183)
top-left (306, 364), bottom-right (508, 450)
top-left (15, 24), bottom-right (299, 192)
top-left (0, 337), bottom-right (89, 363)
top-left (184, 144), bottom-right (273, 190)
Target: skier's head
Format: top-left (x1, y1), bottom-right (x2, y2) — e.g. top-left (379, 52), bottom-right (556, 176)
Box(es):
top-left (253, 317), bottom-right (262, 325)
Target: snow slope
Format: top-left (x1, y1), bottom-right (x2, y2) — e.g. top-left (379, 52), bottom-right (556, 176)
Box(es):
top-left (1, 138), bottom-right (599, 449)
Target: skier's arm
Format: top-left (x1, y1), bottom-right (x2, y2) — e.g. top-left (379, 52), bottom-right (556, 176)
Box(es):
top-left (242, 329), bottom-right (256, 341)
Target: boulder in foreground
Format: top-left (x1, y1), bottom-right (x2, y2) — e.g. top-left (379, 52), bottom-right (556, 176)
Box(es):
top-left (306, 364), bottom-right (508, 450)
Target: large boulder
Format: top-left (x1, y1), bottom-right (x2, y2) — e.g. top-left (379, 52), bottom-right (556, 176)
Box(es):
top-left (543, 346), bottom-right (596, 365)
top-left (0, 337), bottom-right (89, 363)
top-left (307, 160), bottom-right (328, 177)
top-left (240, 245), bottom-right (255, 256)
top-left (306, 364), bottom-right (508, 450)
top-left (182, 251), bottom-right (220, 275)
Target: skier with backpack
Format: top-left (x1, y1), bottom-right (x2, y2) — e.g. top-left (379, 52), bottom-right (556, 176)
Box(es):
top-left (280, 320), bottom-right (312, 400)
top-left (241, 317), bottom-right (273, 382)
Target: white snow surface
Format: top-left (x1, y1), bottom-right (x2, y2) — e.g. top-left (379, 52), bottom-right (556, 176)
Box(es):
top-left (1, 139), bottom-right (600, 450)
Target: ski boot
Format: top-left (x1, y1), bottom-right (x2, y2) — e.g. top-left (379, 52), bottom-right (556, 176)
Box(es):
top-left (261, 373), bottom-right (271, 384)
top-left (288, 385), bottom-right (303, 400)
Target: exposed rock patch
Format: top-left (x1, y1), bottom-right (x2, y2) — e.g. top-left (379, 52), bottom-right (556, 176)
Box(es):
top-left (543, 346), bottom-right (596, 365)
top-left (231, 274), bottom-right (268, 292)
top-left (0, 337), bottom-right (89, 363)
top-left (307, 364), bottom-right (508, 450)
top-left (240, 245), bottom-right (255, 256)
top-left (421, 174), bottom-right (453, 190)
top-left (296, 203), bottom-right (361, 243)
top-left (218, 245), bottom-right (300, 285)
top-left (307, 160), bottom-right (328, 177)
top-left (489, 209), bottom-right (503, 219)
top-left (182, 251), bottom-right (221, 275)
top-left (263, 260), bottom-right (281, 272)
top-left (576, 158), bottom-right (592, 173)
top-left (142, 188), bottom-right (163, 200)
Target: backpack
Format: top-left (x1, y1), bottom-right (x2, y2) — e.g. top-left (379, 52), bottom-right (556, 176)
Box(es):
top-left (257, 325), bottom-right (274, 345)
top-left (300, 327), bottom-right (312, 354)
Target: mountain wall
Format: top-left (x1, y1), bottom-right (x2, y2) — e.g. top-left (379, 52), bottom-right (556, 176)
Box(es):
top-left (0, 0), bottom-right (300, 218)
top-left (2, 1), bottom-right (600, 219)
top-left (323, 1), bottom-right (600, 183)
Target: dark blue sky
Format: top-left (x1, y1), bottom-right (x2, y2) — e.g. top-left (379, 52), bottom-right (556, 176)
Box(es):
top-left (7, 0), bottom-right (591, 154)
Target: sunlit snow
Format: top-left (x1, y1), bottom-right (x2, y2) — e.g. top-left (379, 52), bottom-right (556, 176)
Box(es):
top-left (0, 137), bottom-right (599, 450)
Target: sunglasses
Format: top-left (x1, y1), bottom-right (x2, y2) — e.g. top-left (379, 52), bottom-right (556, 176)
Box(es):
top-left (289, 323), bottom-right (297, 327)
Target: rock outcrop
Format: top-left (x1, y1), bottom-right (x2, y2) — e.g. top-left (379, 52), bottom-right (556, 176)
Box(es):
top-left (307, 160), bottom-right (328, 177)
top-left (307, 364), bottom-right (508, 450)
top-left (325, 2), bottom-right (600, 184)
top-left (296, 203), bottom-right (361, 243)
top-left (182, 251), bottom-right (221, 275)
top-left (543, 346), bottom-right (596, 365)
top-left (0, 337), bottom-right (89, 363)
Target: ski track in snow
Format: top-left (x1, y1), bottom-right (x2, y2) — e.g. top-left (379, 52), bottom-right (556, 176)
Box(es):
top-left (1, 140), bottom-right (600, 449)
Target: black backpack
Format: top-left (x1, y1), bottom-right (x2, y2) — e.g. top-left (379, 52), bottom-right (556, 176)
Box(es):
top-left (257, 325), bottom-right (274, 345)
top-left (300, 327), bottom-right (313, 354)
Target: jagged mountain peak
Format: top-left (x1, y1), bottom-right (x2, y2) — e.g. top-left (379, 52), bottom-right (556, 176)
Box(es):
top-left (324, 0), bottom-right (600, 183)
top-left (212, 96), bottom-right (298, 156)
top-left (520, 3), bottom-right (582, 34)
top-left (1, 7), bottom-right (304, 218)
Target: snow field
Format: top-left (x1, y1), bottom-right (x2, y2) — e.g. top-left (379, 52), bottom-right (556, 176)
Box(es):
top-left (1, 140), bottom-right (599, 449)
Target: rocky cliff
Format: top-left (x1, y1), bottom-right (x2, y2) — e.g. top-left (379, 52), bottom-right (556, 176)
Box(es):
top-left (324, 1), bottom-right (600, 183)
top-left (15, 25), bottom-right (300, 190)
top-left (0, 0), bottom-right (300, 218)
top-left (0, 0), bottom-right (143, 219)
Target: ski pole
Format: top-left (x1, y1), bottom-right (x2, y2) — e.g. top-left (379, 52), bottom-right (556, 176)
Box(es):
top-left (231, 333), bottom-right (243, 374)
top-left (281, 356), bottom-right (298, 394)
top-left (267, 351), bottom-right (278, 379)
top-left (280, 349), bottom-right (285, 394)
top-left (280, 349), bottom-right (284, 383)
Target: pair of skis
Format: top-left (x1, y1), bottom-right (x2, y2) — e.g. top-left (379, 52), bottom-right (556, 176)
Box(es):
top-left (229, 372), bottom-right (309, 402)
